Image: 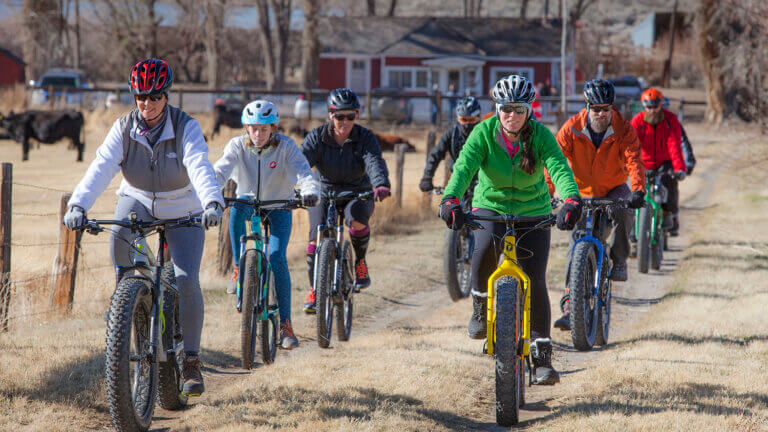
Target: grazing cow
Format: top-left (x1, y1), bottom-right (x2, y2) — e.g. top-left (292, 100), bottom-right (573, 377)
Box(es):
top-left (211, 99), bottom-right (243, 139)
top-left (0, 110), bottom-right (84, 162)
top-left (373, 132), bottom-right (416, 152)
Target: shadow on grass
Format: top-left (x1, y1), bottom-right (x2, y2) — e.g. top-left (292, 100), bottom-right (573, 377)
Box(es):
top-left (610, 332), bottom-right (768, 347)
top-left (613, 290), bottom-right (734, 306)
top-left (15, 349), bottom-right (108, 415)
top-left (521, 380), bottom-right (768, 426)
top-left (209, 385), bottom-right (492, 431)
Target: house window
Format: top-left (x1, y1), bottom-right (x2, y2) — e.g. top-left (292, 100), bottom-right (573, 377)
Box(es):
top-left (352, 60), bottom-right (366, 70)
top-left (491, 67), bottom-right (535, 84)
top-left (387, 67), bottom-right (430, 90)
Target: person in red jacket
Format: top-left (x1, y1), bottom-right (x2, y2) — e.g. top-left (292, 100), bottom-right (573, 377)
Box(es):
top-left (630, 88), bottom-right (687, 236)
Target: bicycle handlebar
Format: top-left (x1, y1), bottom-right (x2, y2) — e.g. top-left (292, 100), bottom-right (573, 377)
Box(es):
top-left (322, 189), bottom-right (375, 202)
top-left (581, 197), bottom-right (628, 208)
top-left (463, 212), bottom-right (557, 231)
top-left (76, 214), bottom-right (202, 234)
top-left (225, 197), bottom-right (304, 210)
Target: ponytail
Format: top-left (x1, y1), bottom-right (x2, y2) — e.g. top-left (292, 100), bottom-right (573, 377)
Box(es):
top-left (518, 120), bottom-right (536, 175)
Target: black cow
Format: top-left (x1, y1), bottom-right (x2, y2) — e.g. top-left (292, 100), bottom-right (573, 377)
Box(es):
top-left (0, 110), bottom-right (84, 162)
top-left (211, 101), bottom-right (243, 139)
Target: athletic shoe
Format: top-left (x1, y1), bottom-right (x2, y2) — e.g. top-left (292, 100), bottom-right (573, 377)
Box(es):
top-left (303, 290), bottom-right (316, 314)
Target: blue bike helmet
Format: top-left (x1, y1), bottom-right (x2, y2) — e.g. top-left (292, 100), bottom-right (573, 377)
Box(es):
top-left (242, 100), bottom-right (279, 125)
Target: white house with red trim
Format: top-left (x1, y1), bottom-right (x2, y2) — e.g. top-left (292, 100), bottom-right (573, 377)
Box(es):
top-left (316, 16), bottom-right (571, 99)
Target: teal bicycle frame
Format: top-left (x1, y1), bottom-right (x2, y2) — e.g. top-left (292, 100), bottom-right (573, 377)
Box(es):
top-left (235, 210), bottom-right (275, 322)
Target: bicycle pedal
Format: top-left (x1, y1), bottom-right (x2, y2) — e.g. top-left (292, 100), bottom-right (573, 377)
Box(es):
top-left (181, 391), bottom-right (202, 398)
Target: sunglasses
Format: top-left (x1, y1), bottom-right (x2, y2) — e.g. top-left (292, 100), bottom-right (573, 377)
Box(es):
top-left (135, 94), bottom-right (164, 102)
top-left (332, 113), bottom-right (356, 121)
top-left (589, 105), bottom-right (612, 113)
top-left (642, 99), bottom-right (662, 109)
top-left (500, 105), bottom-right (527, 115)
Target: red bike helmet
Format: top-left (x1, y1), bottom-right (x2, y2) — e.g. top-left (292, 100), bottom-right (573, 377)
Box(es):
top-left (641, 88), bottom-right (663, 108)
top-left (129, 58), bottom-right (173, 95)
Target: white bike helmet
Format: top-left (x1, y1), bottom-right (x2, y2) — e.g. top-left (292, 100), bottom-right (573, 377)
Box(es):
top-left (242, 100), bottom-right (280, 125)
top-left (491, 75), bottom-right (536, 105)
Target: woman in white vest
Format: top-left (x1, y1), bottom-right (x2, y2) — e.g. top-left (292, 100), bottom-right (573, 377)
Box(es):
top-left (63, 58), bottom-right (223, 397)
top-left (214, 100), bottom-right (319, 350)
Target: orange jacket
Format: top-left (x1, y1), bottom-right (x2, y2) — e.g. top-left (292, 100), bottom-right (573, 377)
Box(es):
top-left (546, 107), bottom-right (645, 197)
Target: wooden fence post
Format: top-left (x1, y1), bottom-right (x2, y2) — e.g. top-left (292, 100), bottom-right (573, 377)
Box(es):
top-left (435, 91), bottom-right (443, 126)
top-left (394, 143), bottom-right (407, 208)
top-left (0, 163), bottom-right (12, 331)
top-left (48, 85), bottom-right (55, 109)
top-left (422, 130), bottom-right (436, 210)
top-left (51, 193), bottom-right (82, 313)
top-left (178, 90), bottom-right (184, 111)
top-left (307, 91), bottom-right (313, 130)
top-left (217, 180), bottom-right (237, 276)
top-left (678, 98), bottom-right (686, 123)
top-left (366, 90), bottom-right (373, 123)
top-left (442, 154), bottom-right (452, 188)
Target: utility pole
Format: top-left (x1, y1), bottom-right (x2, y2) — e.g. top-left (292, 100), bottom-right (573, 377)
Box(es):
top-left (662, 0), bottom-right (678, 88)
top-left (560, 0), bottom-right (567, 111)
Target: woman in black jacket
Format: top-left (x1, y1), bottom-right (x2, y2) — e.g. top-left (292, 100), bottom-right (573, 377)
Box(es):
top-left (301, 88), bottom-right (391, 313)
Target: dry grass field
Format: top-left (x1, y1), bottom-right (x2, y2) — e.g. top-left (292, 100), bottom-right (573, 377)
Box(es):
top-left (0, 91), bottom-right (766, 431)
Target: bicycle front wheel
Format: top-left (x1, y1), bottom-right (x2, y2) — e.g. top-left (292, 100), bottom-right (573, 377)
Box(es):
top-left (495, 276), bottom-right (522, 427)
top-left (158, 261), bottom-right (188, 410)
top-left (336, 241), bottom-right (354, 341)
top-left (444, 228), bottom-right (473, 301)
top-left (105, 278), bottom-right (158, 432)
top-left (240, 249), bottom-right (259, 369)
top-left (316, 238), bottom-right (336, 348)
top-left (568, 242), bottom-right (598, 351)
top-left (260, 268), bottom-right (278, 364)
top-left (636, 207), bottom-right (651, 274)
top-left (651, 221), bottom-right (664, 270)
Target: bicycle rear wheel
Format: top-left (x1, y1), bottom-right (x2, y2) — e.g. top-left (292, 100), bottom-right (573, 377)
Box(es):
top-left (651, 225), bottom-right (663, 270)
top-left (595, 277), bottom-right (612, 346)
top-left (105, 278), bottom-right (158, 432)
top-left (444, 228), bottom-right (473, 301)
top-left (336, 241), bottom-right (354, 342)
top-left (157, 261), bottom-right (188, 410)
top-left (636, 207), bottom-right (651, 274)
top-left (260, 268), bottom-right (278, 364)
top-left (240, 249), bottom-right (259, 369)
top-left (316, 238), bottom-right (336, 348)
top-left (568, 242), bottom-right (598, 351)
top-left (495, 276), bottom-right (522, 427)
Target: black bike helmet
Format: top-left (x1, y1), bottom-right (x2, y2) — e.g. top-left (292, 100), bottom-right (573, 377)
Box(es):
top-left (583, 78), bottom-right (615, 105)
top-left (456, 96), bottom-right (481, 117)
top-left (491, 75), bottom-right (536, 104)
top-left (129, 58), bottom-right (173, 95)
top-left (327, 88), bottom-right (360, 111)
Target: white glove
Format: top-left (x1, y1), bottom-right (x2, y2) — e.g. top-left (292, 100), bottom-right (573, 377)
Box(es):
top-left (63, 205), bottom-right (85, 230)
top-left (301, 193), bottom-right (319, 207)
top-left (202, 202), bottom-right (223, 230)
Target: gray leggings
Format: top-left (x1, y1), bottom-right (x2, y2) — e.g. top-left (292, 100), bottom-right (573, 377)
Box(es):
top-left (110, 196), bottom-right (205, 353)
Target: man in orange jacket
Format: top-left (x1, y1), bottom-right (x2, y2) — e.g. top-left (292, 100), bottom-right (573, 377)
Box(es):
top-left (548, 79), bottom-right (646, 331)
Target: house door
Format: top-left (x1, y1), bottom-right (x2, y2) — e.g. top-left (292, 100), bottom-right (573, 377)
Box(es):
top-left (348, 59), bottom-right (368, 94)
top-left (447, 70), bottom-right (460, 95)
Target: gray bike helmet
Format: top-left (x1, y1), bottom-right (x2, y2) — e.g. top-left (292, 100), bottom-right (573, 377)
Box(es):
top-left (327, 88), bottom-right (360, 111)
top-left (583, 79), bottom-right (615, 105)
top-left (491, 75), bottom-right (536, 104)
top-left (456, 96), bottom-right (482, 117)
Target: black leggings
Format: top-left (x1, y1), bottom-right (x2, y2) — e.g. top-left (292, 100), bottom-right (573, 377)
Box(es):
top-left (470, 208), bottom-right (552, 340)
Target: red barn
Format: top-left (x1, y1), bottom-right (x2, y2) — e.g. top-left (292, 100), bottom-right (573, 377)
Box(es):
top-left (317, 17), bottom-right (568, 97)
top-left (0, 47), bottom-right (25, 86)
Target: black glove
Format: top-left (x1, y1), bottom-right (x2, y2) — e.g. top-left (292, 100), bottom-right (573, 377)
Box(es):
top-left (419, 176), bottom-right (434, 192)
top-left (675, 170), bottom-right (686, 181)
top-left (627, 190), bottom-right (645, 209)
top-left (556, 195), bottom-right (582, 231)
top-left (439, 196), bottom-right (464, 230)
top-left (686, 164), bottom-right (695, 176)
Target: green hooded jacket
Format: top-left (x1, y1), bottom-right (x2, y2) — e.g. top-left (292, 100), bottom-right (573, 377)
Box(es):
top-left (443, 115), bottom-right (579, 216)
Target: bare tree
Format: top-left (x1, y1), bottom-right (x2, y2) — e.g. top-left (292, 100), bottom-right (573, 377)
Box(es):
top-left (366, 0), bottom-right (375, 16)
top-left (464, 0), bottom-right (481, 17)
top-left (520, 0), bottom-right (529, 19)
top-left (255, 0), bottom-right (293, 89)
top-left (92, 0), bottom-right (162, 62)
top-left (255, 0), bottom-right (276, 88)
top-left (301, 0), bottom-right (319, 92)
top-left (22, 0), bottom-right (62, 80)
top-left (386, 0), bottom-right (397, 16)
top-left (204, 0), bottom-right (226, 89)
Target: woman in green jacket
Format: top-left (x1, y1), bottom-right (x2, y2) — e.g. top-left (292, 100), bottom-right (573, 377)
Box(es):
top-left (439, 75), bottom-right (582, 385)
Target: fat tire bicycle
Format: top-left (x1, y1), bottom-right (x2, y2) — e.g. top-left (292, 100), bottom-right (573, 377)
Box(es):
top-left (227, 196), bottom-right (304, 369)
top-left (635, 167), bottom-right (675, 273)
top-left (76, 213), bottom-right (200, 432)
top-left (566, 198), bottom-right (625, 351)
top-left (460, 211), bottom-right (557, 427)
top-left (430, 186), bottom-right (474, 301)
top-left (313, 189), bottom-right (374, 348)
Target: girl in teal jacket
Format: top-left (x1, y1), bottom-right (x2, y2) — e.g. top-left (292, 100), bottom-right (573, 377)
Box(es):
top-left (439, 75), bottom-right (582, 385)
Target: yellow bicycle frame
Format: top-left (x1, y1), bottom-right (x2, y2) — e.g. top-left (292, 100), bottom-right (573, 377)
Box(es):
top-left (485, 233), bottom-right (531, 357)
